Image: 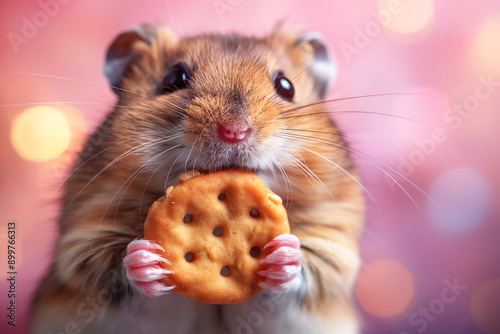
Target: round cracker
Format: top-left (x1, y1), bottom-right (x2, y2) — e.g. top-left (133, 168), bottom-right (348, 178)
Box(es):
top-left (144, 168), bottom-right (289, 304)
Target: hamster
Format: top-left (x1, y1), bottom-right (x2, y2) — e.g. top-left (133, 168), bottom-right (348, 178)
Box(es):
top-left (29, 24), bottom-right (364, 334)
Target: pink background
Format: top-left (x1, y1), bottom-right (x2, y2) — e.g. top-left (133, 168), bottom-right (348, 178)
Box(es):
top-left (1, 0), bottom-right (499, 333)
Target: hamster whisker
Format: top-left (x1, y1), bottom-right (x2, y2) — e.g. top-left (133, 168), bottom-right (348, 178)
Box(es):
top-left (261, 96), bottom-right (286, 119)
top-left (279, 91), bottom-right (439, 116)
top-left (280, 131), bottom-right (437, 213)
top-left (64, 135), bottom-right (181, 212)
top-left (136, 147), bottom-right (188, 220)
top-left (183, 129), bottom-right (204, 174)
top-left (282, 153), bottom-right (321, 197)
top-left (281, 128), bottom-right (351, 150)
top-left (348, 142), bottom-right (438, 207)
top-left (281, 128), bottom-right (438, 207)
top-left (276, 133), bottom-right (379, 209)
top-left (302, 146), bottom-right (382, 210)
top-left (9, 71), bottom-right (188, 117)
top-left (113, 141), bottom-right (185, 226)
top-left (272, 159), bottom-right (292, 208)
top-left (282, 151), bottom-right (333, 200)
top-left (190, 150), bottom-right (203, 173)
top-left (93, 143), bottom-right (183, 249)
top-left (138, 151), bottom-right (179, 222)
top-left (263, 93), bottom-right (282, 109)
top-left (1, 101), bottom-right (183, 119)
top-left (288, 58), bottom-right (325, 85)
top-left (265, 158), bottom-right (280, 194)
top-left (283, 127), bottom-right (364, 147)
top-left (164, 152), bottom-right (185, 194)
top-left (51, 132), bottom-right (173, 200)
top-left (281, 109), bottom-right (434, 126)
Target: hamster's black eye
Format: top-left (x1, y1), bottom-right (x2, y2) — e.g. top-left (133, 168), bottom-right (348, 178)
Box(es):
top-left (273, 72), bottom-right (294, 102)
top-left (161, 62), bottom-right (191, 94)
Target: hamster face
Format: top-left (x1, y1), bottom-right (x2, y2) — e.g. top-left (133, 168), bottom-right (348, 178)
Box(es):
top-left (161, 43), bottom-right (291, 173)
top-left (105, 26), bottom-right (337, 192)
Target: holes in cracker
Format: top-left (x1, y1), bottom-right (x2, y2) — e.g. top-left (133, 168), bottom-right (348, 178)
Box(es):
top-left (250, 246), bottom-right (260, 258)
top-left (218, 193), bottom-right (226, 200)
top-left (184, 252), bottom-right (194, 262)
top-left (220, 266), bottom-right (230, 277)
top-left (249, 208), bottom-right (259, 218)
top-left (183, 214), bottom-right (192, 223)
top-left (213, 226), bottom-right (223, 236)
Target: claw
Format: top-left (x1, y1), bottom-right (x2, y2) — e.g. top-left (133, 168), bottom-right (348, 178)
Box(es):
top-left (263, 234), bottom-right (300, 250)
top-left (126, 239), bottom-right (165, 253)
top-left (258, 234), bottom-right (303, 292)
top-left (124, 239), bottom-right (174, 298)
top-left (135, 281), bottom-right (176, 298)
top-left (258, 264), bottom-right (301, 280)
top-left (126, 264), bottom-right (173, 282)
top-left (259, 247), bottom-right (303, 265)
top-left (123, 249), bottom-right (170, 267)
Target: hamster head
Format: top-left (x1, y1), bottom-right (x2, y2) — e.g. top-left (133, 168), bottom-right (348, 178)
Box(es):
top-left (103, 25), bottom-right (338, 186)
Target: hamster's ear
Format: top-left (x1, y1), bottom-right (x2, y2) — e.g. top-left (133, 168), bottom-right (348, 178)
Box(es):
top-left (295, 32), bottom-right (338, 98)
top-left (104, 25), bottom-right (155, 94)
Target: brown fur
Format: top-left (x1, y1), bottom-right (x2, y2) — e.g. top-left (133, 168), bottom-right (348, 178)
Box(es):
top-left (30, 25), bottom-right (364, 333)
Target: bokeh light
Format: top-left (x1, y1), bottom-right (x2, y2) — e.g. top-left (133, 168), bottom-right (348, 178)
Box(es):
top-left (470, 279), bottom-right (500, 334)
top-left (427, 168), bottom-right (491, 233)
top-left (11, 106), bottom-right (72, 162)
top-left (377, 0), bottom-right (434, 44)
top-left (57, 104), bottom-right (89, 153)
top-left (473, 12), bottom-right (500, 74)
top-left (36, 104), bottom-right (87, 199)
top-left (356, 259), bottom-right (415, 317)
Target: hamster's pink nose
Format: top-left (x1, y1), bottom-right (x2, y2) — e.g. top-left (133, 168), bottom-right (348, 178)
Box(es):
top-left (218, 124), bottom-right (250, 144)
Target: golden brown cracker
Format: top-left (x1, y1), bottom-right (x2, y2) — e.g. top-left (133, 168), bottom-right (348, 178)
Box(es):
top-left (144, 168), bottom-right (289, 304)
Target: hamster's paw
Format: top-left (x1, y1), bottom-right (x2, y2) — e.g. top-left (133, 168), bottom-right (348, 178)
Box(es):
top-left (258, 234), bottom-right (303, 291)
top-left (123, 239), bottom-right (175, 297)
